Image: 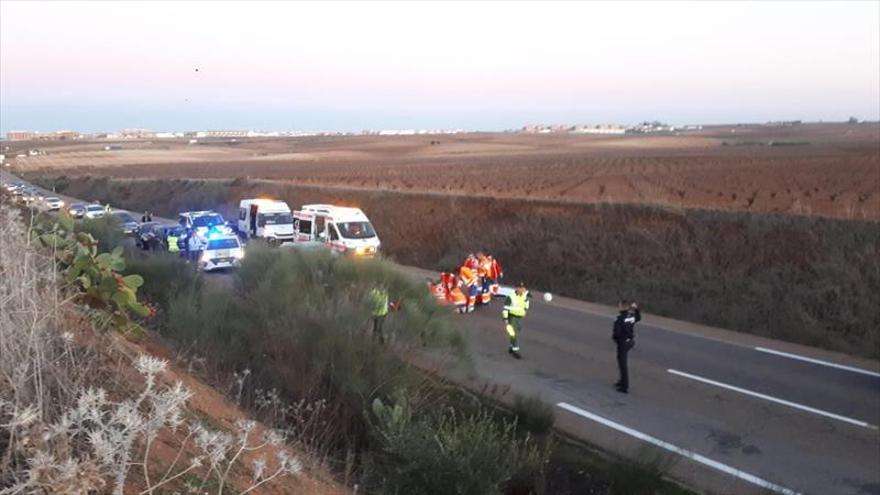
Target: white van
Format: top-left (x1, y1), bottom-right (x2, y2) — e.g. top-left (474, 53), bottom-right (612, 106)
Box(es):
top-left (293, 204), bottom-right (381, 256)
top-left (199, 234), bottom-right (245, 271)
top-left (237, 199), bottom-right (295, 244)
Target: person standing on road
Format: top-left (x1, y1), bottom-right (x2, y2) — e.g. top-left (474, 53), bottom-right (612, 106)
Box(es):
top-left (612, 301), bottom-right (641, 394)
top-left (502, 282), bottom-right (530, 359)
top-left (187, 230), bottom-right (201, 262)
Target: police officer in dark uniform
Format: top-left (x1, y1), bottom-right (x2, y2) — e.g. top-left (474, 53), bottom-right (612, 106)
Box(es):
top-left (612, 300), bottom-right (641, 393)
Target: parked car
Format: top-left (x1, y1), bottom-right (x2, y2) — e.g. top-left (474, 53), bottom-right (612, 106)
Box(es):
top-left (135, 222), bottom-right (183, 251)
top-left (111, 210), bottom-right (140, 235)
top-left (42, 196), bottom-right (64, 211)
top-left (67, 203), bottom-right (87, 218)
top-left (83, 204), bottom-right (107, 219)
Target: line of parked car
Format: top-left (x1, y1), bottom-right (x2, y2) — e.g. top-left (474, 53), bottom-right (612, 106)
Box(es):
top-left (5, 179), bottom-right (382, 273)
top-left (3, 181), bottom-right (66, 212)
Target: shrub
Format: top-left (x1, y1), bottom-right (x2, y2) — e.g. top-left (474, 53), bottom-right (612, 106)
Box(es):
top-left (164, 246), bottom-right (465, 459)
top-left (4, 354), bottom-right (302, 494)
top-left (366, 397), bottom-right (550, 495)
top-left (511, 395), bottom-right (556, 437)
top-left (31, 211), bottom-right (150, 334)
top-left (124, 251), bottom-right (202, 314)
top-left (76, 214), bottom-right (124, 252)
top-left (1, 205), bottom-right (302, 494)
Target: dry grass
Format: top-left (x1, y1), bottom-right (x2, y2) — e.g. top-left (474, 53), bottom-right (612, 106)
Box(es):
top-left (0, 203), bottom-right (341, 494)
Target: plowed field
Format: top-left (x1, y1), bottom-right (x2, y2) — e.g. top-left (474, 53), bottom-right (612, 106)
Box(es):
top-left (11, 123), bottom-right (879, 220)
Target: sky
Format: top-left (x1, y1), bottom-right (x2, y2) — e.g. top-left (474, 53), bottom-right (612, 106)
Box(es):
top-left (1, 1), bottom-right (878, 133)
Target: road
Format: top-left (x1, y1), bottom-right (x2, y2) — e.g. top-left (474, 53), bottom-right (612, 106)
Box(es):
top-left (5, 173), bottom-right (879, 494)
top-left (425, 275), bottom-right (880, 495)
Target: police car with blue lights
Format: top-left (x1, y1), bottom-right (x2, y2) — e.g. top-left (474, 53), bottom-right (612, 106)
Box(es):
top-left (198, 231), bottom-right (245, 272)
top-left (177, 211), bottom-right (243, 271)
top-left (177, 210), bottom-right (229, 236)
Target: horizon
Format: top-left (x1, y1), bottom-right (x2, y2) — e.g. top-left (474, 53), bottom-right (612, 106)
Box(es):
top-left (2, 1), bottom-right (879, 134)
top-left (2, 119), bottom-right (876, 139)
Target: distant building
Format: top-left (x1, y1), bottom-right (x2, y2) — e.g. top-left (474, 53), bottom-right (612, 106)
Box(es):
top-left (630, 121), bottom-right (675, 133)
top-left (53, 130), bottom-right (81, 140)
top-left (571, 124), bottom-right (627, 135)
top-left (119, 128), bottom-right (156, 139)
top-left (378, 129), bottom-right (417, 136)
top-left (7, 131), bottom-right (37, 141)
top-left (196, 130), bottom-right (249, 138)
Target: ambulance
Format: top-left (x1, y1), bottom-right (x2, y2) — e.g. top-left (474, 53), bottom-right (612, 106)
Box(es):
top-left (292, 204), bottom-right (381, 256)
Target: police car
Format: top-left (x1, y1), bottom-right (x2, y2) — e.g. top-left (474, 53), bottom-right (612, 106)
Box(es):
top-left (198, 232), bottom-right (245, 272)
top-left (178, 210), bottom-right (232, 237)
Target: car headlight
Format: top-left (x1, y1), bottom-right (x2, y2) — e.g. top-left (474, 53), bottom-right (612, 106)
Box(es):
top-left (233, 250), bottom-right (245, 259)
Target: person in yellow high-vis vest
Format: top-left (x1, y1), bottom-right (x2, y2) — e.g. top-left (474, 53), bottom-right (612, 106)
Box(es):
top-left (370, 286), bottom-right (391, 344)
top-left (502, 282), bottom-right (530, 359)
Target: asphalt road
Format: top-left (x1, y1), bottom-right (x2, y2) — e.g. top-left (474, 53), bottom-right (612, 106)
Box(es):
top-left (6, 173), bottom-right (879, 494)
top-left (426, 281), bottom-right (880, 495)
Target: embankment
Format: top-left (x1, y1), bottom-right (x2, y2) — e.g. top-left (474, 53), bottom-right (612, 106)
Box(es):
top-left (36, 174), bottom-right (880, 358)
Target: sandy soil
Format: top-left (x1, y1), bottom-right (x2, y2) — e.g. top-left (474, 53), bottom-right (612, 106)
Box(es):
top-left (10, 122), bottom-right (879, 220)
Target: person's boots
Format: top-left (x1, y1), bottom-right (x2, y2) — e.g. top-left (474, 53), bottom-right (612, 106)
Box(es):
top-left (509, 345), bottom-right (521, 359)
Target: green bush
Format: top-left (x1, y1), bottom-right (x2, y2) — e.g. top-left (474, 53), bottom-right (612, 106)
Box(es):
top-left (511, 395), bottom-right (555, 437)
top-left (123, 252), bottom-right (201, 320)
top-left (367, 397), bottom-right (550, 495)
top-left (164, 246), bottom-right (464, 455)
top-left (31, 212), bottom-right (149, 334)
top-left (76, 215), bottom-right (123, 253)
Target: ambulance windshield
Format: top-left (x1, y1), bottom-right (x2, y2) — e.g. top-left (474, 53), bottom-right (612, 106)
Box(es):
top-left (337, 221), bottom-right (376, 239)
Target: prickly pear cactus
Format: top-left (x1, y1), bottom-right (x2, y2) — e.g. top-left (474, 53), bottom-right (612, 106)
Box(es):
top-left (32, 211), bottom-right (151, 334)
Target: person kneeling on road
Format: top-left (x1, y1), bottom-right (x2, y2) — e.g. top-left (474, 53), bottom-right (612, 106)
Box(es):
top-left (502, 282), bottom-right (530, 359)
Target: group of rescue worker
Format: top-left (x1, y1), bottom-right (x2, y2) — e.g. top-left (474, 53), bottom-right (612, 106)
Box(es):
top-left (425, 252), bottom-right (641, 391)
top-left (426, 253), bottom-right (528, 359)
top-left (430, 252), bottom-right (504, 314)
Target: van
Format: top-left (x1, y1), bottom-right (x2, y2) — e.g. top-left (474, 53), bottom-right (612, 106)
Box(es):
top-left (293, 204), bottom-right (380, 256)
top-left (237, 199), bottom-right (295, 244)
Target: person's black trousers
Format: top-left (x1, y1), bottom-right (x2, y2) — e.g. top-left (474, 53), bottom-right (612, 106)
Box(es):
top-left (616, 339), bottom-right (634, 390)
top-left (372, 315), bottom-right (386, 343)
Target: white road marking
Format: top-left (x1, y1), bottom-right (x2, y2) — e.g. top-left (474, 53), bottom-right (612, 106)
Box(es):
top-left (668, 369), bottom-right (878, 430)
top-left (556, 402), bottom-right (800, 495)
top-left (755, 346), bottom-right (880, 378)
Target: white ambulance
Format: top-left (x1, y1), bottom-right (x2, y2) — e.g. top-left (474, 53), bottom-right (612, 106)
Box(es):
top-left (237, 199), bottom-right (295, 244)
top-left (293, 204), bottom-right (381, 256)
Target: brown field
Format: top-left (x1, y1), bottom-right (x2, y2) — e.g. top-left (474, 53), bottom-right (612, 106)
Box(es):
top-left (11, 122), bottom-right (880, 220)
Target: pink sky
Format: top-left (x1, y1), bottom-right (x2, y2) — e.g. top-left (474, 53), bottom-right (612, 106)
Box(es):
top-left (2, 1), bottom-right (878, 132)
